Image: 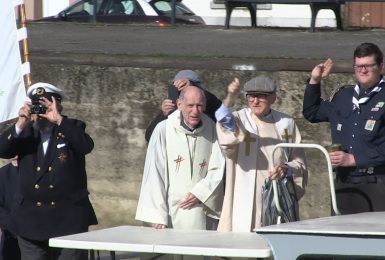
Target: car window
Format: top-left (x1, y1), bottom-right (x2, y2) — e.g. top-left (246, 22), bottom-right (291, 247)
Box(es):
top-left (106, 0), bottom-right (138, 15)
top-left (151, 0), bottom-right (194, 16)
top-left (121, 0), bottom-right (134, 14)
top-left (65, 0), bottom-right (104, 16)
top-left (175, 2), bottom-right (194, 15)
top-left (153, 1), bottom-right (169, 14)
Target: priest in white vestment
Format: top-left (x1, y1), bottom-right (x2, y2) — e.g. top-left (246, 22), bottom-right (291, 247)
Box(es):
top-left (216, 76), bottom-right (308, 232)
top-left (136, 86), bottom-right (225, 230)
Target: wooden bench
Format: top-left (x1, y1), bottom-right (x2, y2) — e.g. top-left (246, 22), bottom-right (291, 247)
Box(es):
top-left (224, 0), bottom-right (383, 32)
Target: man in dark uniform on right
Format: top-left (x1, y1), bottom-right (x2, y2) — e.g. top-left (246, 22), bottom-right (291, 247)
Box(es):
top-left (303, 42), bottom-right (385, 214)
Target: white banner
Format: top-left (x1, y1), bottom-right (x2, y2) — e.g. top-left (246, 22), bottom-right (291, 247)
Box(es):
top-left (13, 0), bottom-right (25, 6)
top-left (0, 1), bottom-right (27, 123)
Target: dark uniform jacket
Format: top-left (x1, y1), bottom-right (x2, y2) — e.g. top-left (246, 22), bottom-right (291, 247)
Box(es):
top-left (0, 117), bottom-right (97, 241)
top-left (303, 80), bottom-right (385, 173)
top-left (0, 163), bottom-right (19, 231)
top-left (0, 163), bottom-right (21, 260)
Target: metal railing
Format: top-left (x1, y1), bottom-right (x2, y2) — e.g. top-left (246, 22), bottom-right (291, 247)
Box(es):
top-left (272, 143), bottom-right (341, 218)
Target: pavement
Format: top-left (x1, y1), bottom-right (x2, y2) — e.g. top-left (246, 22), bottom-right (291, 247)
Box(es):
top-left (28, 22), bottom-right (385, 72)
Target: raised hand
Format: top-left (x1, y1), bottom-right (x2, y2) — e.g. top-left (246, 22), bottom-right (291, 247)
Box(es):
top-left (224, 77), bottom-right (241, 107)
top-left (310, 58), bottom-right (334, 84)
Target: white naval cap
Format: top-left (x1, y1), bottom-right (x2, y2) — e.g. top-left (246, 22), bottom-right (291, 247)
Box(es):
top-left (27, 82), bottom-right (64, 101)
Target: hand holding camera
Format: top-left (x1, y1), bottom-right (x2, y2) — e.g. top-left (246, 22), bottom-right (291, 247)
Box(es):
top-left (30, 87), bottom-right (63, 124)
top-left (37, 96), bottom-right (63, 125)
top-left (16, 90), bottom-right (63, 130)
top-left (16, 101), bottom-right (33, 130)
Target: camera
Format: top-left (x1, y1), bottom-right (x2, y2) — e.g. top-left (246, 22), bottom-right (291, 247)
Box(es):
top-left (31, 101), bottom-right (46, 114)
top-left (30, 87), bottom-right (47, 114)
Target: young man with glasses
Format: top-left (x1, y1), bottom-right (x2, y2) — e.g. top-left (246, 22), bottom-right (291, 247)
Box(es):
top-left (303, 42), bottom-right (385, 214)
top-left (215, 76), bottom-right (308, 232)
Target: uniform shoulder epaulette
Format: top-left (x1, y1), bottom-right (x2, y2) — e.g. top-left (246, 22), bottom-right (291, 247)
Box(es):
top-left (329, 85), bottom-right (354, 101)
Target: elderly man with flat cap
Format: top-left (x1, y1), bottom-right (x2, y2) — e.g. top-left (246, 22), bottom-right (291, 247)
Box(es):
top-left (0, 82), bottom-right (97, 260)
top-left (145, 70), bottom-right (222, 142)
top-left (215, 76), bottom-right (307, 232)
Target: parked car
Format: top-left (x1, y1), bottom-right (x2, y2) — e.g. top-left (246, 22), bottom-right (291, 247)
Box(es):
top-left (36, 0), bottom-right (205, 26)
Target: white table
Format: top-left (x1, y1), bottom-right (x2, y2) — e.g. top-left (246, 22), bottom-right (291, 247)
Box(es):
top-left (257, 212), bottom-right (385, 259)
top-left (49, 225), bottom-right (271, 259)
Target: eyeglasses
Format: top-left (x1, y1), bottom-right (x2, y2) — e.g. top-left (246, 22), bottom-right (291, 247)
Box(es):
top-left (246, 93), bottom-right (271, 101)
top-left (353, 63), bottom-right (378, 72)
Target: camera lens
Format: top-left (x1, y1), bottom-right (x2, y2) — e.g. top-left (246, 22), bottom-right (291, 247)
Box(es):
top-left (31, 103), bottom-right (46, 114)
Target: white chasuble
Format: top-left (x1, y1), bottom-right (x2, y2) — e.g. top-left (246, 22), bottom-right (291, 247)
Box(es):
top-left (136, 110), bottom-right (225, 230)
top-left (217, 108), bottom-right (307, 232)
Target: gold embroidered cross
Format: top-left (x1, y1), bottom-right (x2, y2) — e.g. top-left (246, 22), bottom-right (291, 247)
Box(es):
top-left (281, 128), bottom-right (292, 142)
top-left (174, 155), bottom-right (184, 173)
top-left (244, 131), bottom-right (256, 156)
top-left (199, 159), bottom-right (207, 175)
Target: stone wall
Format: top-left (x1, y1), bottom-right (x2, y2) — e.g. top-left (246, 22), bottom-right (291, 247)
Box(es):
top-left (0, 62), bottom-right (356, 229)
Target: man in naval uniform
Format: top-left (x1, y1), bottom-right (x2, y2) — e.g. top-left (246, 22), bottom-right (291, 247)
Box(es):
top-left (0, 82), bottom-right (97, 260)
top-left (216, 76), bottom-right (307, 232)
top-left (136, 86), bottom-right (225, 230)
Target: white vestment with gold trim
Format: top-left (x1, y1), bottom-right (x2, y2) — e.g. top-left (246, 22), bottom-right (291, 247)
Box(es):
top-left (217, 108), bottom-right (307, 232)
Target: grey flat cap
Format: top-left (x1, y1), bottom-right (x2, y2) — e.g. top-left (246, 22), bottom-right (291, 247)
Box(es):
top-left (243, 76), bottom-right (277, 94)
top-left (174, 70), bottom-right (201, 84)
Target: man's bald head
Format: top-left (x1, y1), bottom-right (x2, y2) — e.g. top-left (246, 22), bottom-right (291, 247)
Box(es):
top-left (177, 86), bottom-right (206, 129)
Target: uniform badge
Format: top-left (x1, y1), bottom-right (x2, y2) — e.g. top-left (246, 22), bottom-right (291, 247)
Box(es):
top-left (58, 152), bottom-right (67, 163)
top-left (57, 143), bottom-right (66, 148)
top-left (36, 87), bottom-right (45, 96)
top-left (375, 102), bottom-right (384, 108)
top-left (337, 124), bottom-right (342, 131)
top-left (365, 120), bottom-right (376, 131)
top-left (371, 107), bottom-right (380, 112)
